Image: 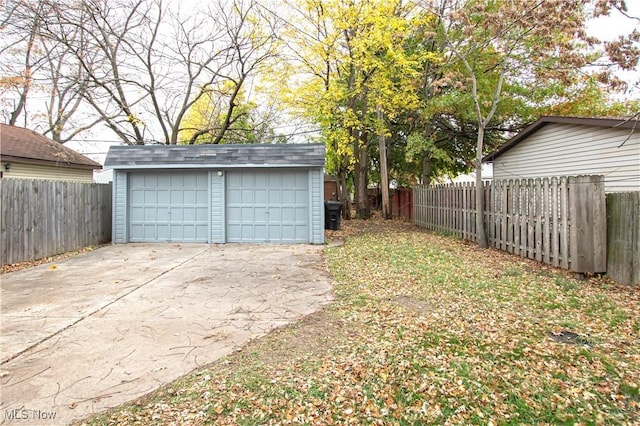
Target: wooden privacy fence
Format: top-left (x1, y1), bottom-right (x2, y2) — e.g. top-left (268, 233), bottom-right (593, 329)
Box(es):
top-left (367, 188), bottom-right (414, 220)
top-left (606, 192), bottom-right (640, 285)
top-left (1, 179), bottom-right (112, 266)
top-left (413, 175), bottom-right (607, 275)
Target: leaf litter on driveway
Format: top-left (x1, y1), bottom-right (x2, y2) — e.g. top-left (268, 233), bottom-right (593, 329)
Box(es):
top-left (82, 219), bottom-right (639, 425)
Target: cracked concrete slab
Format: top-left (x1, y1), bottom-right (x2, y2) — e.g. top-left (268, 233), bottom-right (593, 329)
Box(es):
top-left (0, 243), bottom-right (333, 425)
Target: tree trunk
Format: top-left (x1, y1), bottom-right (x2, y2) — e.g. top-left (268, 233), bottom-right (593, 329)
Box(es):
top-left (338, 170), bottom-right (351, 220)
top-left (378, 106), bottom-right (391, 219)
top-left (355, 132), bottom-right (370, 219)
top-left (354, 89), bottom-right (370, 219)
top-left (475, 124), bottom-right (488, 248)
top-left (422, 155), bottom-right (433, 185)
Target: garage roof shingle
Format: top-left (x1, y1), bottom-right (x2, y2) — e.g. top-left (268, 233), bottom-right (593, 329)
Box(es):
top-left (105, 144), bottom-right (325, 169)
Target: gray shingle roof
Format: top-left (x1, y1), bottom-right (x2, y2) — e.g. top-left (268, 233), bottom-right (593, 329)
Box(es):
top-left (104, 144), bottom-right (326, 169)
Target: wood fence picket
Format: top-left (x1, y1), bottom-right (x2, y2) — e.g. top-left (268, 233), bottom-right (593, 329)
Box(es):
top-left (1, 179), bottom-right (112, 266)
top-left (413, 175), bottom-right (608, 275)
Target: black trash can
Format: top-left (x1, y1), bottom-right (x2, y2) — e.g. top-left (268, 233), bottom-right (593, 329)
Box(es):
top-left (324, 200), bottom-right (342, 230)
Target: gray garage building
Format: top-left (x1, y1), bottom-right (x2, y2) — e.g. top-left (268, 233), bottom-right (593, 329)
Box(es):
top-left (104, 144), bottom-right (325, 244)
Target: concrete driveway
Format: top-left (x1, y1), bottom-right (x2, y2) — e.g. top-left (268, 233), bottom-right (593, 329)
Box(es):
top-left (0, 244), bottom-right (333, 425)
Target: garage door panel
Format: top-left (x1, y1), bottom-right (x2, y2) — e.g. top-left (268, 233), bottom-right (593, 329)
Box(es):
top-left (183, 190), bottom-right (196, 203)
top-left (241, 173), bottom-right (254, 186)
top-left (196, 207), bottom-right (208, 221)
top-left (153, 224), bottom-right (167, 239)
top-left (157, 174), bottom-right (170, 186)
top-left (296, 208), bottom-right (308, 221)
top-left (227, 170), bottom-right (309, 243)
top-left (296, 225), bottom-right (307, 239)
top-left (296, 190), bottom-right (307, 204)
top-left (269, 173), bottom-right (283, 187)
top-left (130, 207), bottom-right (143, 221)
top-left (227, 191), bottom-right (241, 204)
top-left (269, 225), bottom-right (281, 240)
top-left (281, 225), bottom-right (294, 240)
top-left (157, 190), bottom-right (170, 203)
top-left (253, 224), bottom-right (267, 240)
top-left (157, 208), bottom-right (169, 221)
top-left (144, 190), bottom-right (157, 203)
top-left (170, 190), bottom-right (183, 203)
top-left (281, 207), bottom-right (294, 221)
top-left (269, 208), bottom-right (281, 221)
top-left (196, 190), bottom-right (208, 204)
top-left (227, 206), bottom-right (240, 218)
top-left (228, 173), bottom-right (242, 186)
top-left (227, 224), bottom-right (239, 237)
top-left (241, 207), bottom-right (254, 221)
top-left (255, 189), bottom-right (267, 203)
top-left (268, 189), bottom-right (281, 203)
top-left (130, 224), bottom-right (142, 237)
top-left (129, 171), bottom-right (209, 242)
top-left (255, 207), bottom-right (268, 222)
top-left (171, 207), bottom-right (184, 221)
top-left (241, 189), bottom-right (254, 203)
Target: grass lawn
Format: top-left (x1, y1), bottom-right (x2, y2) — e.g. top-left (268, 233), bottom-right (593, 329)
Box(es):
top-left (82, 219), bottom-right (639, 425)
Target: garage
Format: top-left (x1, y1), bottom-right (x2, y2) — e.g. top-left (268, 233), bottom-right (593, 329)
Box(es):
top-left (104, 144), bottom-right (325, 244)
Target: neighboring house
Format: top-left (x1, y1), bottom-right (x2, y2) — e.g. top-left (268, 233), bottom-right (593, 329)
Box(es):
top-left (0, 124), bottom-right (101, 182)
top-left (104, 144), bottom-right (325, 244)
top-left (484, 116), bottom-right (640, 193)
top-left (93, 168), bottom-right (114, 183)
top-left (440, 163), bottom-right (494, 184)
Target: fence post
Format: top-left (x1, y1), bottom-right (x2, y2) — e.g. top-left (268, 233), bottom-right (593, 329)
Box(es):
top-left (568, 175), bottom-right (607, 274)
top-left (606, 192), bottom-right (640, 285)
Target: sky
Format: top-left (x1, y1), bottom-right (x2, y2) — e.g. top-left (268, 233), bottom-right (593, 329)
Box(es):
top-left (586, 1), bottom-right (640, 99)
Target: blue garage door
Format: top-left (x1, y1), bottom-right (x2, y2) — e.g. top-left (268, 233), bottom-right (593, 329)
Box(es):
top-left (226, 170), bottom-right (309, 243)
top-left (129, 171), bottom-right (209, 242)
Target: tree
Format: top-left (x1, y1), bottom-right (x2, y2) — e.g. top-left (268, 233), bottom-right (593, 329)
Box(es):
top-left (1, 0), bottom-right (106, 141)
top-left (0, 1), bottom-right (46, 127)
top-left (22, 0), bottom-right (281, 145)
top-left (423, 0), bottom-right (638, 248)
top-left (278, 0), bottom-right (427, 219)
top-left (179, 83), bottom-right (284, 144)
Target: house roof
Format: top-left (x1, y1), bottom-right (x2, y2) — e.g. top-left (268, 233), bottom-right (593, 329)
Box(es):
top-left (104, 143), bottom-right (326, 169)
top-left (0, 124), bottom-right (101, 169)
top-left (484, 116), bottom-right (640, 162)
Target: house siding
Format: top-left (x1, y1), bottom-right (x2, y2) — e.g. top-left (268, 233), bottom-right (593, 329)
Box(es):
top-left (310, 169), bottom-right (324, 244)
top-left (210, 171), bottom-right (225, 243)
top-left (0, 161), bottom-right (94, 182)
top-left (113, 171), bottom-right (128, 243)
top-left (490, 123), bottom-right (640, 193)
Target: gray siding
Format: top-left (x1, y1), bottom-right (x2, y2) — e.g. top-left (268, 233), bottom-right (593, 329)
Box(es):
top-left (490, 123), bottom-right (640, 192)
top-left (310, 169), bottom-right (324, 244)
top-left (210, 171), bottom-right (225, 243)
top-left (113, 170), bottom-right (128, 243)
